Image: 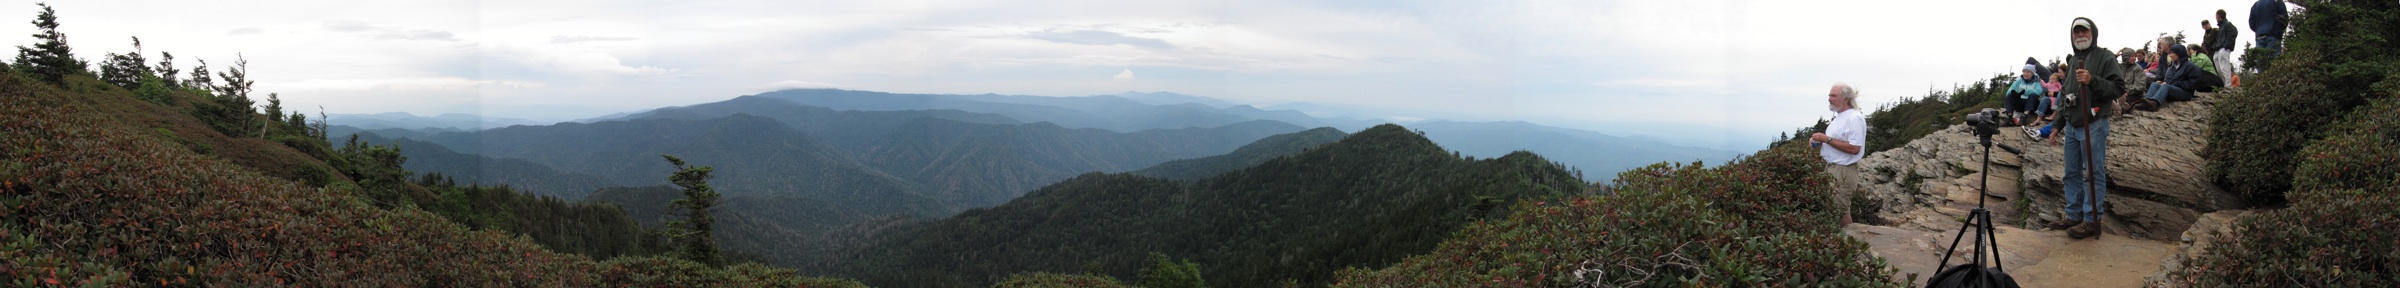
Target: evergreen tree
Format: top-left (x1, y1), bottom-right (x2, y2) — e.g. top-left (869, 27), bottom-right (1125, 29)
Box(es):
top-left (264, 92), bottom-right (282, 126)
top-left (214, 54), bottom-right (254, 100)
top-left (14, 2), bottom-right (88, 86)
top-left (1138, 253), bottom-right (1205, 288)
top-left (202, 55), bottom-right (257, 136)
top-left (99, 36), bottom-right (151, 89)
top-left (154, 51), bottom-right (178, 88)
top-left (187, 59), bottom-right (212, 92)
top-left (661, 154), bottom-right (724, 267)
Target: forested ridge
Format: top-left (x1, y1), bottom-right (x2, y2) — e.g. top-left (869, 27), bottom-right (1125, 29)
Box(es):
top-left (837, 124), bottom-right (1590, 287)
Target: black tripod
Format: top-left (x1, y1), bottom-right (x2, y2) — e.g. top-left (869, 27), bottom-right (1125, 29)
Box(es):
top-left (1926, 117), bottom-right (2023, 288)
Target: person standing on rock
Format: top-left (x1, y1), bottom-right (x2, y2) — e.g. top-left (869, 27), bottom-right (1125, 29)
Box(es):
top-left (2251, 0), bottom-right (2289, 69)
top-left (2051, 17), bottom-right (2122, 240)
top-left (1812, 83), bottom-right (1869, 226)
top-left (2209, 10), bottom-right (2239, 79)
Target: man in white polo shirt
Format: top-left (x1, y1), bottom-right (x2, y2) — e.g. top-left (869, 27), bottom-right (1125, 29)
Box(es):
top-left (1811, 83), bottom-right (1869, 226)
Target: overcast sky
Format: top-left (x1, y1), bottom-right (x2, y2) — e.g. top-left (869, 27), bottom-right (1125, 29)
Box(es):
top-left (5, 0), bottom-right (2283, 149)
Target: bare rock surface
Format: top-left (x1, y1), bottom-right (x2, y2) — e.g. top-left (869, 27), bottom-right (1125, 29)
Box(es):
top-left (1841, 93), bottom-right (2252, 286)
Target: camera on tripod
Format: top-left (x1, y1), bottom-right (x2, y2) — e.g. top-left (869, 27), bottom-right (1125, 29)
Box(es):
top-left (1963, 108), bottom-right (2006, 139)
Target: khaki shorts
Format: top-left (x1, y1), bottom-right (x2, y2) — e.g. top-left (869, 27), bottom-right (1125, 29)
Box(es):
top-left (1825, 163), bottom-right (1860, 213)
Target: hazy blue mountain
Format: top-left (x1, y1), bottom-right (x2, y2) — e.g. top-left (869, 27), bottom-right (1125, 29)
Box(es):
top-left (328, 125), bottom-right (455, 144)
top-left (328, 112), bottom-right (550, 131)
top-left (615, 95), bottom-right (1310, 208)
top-left (1130, 127), bottom-right (1349, 179)
top-left (1110, 91), bottom-right (1242, 108)
top-left (618, 95), bottom-right (1024, 152)
top-left (399, 114), bottom-right (948, 217)
top-left (838, 124), bottom-right (1586, 288)
top-left (1409, 120), bottom-right (1738, 183)
top-left (750, 88), bottom-right (1329, 131)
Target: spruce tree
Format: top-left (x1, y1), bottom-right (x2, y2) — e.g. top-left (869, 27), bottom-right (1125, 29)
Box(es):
top-left (14, 2), bottom-right (88, 86)
top-left (661, 154), bottom-right (724, 267)
top-left (187, 59), bottom-right (212, 92)
top-left (100, 37), bottom-right (152, 90)
top-left (154, 51), bottom-right (178, 88)
top-left (205, 54), bottom-right (257, 136)
top-left (264, 93), bottom-right (282, 127)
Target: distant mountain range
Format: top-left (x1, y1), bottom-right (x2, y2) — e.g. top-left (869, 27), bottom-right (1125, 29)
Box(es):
top-left (341, 94), bottom-right (1311, 214)
top-left (327, 112), bottom-right (551, 131)
top-left (326, 88), bottom-right (1742, 277)
top-left (1408, 120), bottom-right (1736, 183)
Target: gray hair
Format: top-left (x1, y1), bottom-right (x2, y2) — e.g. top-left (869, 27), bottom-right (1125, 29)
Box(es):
top-left (1833, 82), bottom-right (1860, 109)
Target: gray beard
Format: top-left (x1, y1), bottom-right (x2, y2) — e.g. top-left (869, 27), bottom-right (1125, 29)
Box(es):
top-left (2073, 38), bottom-right (2094, 50)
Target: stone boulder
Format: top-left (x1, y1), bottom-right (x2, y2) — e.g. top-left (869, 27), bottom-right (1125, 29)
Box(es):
top-left (2017, 93), bottom-right (2244, 240)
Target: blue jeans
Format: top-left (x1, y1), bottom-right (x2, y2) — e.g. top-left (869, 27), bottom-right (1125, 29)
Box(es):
top-left (2257, 35), bottom-right (2282, 57)
top-left (2145, 82), bottom-right (2189, 103)
top-left (2009, 95), bottom-right (2050, 116)
top-left (2063, 118), bottom-right (2110, 221)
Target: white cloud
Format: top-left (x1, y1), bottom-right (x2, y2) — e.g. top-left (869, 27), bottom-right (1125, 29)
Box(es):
top-left (1113, 69), bottom-right (1135, 80)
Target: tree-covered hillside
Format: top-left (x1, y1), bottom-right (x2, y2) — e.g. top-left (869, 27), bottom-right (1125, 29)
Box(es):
top-left (839, 124), bottom-right (1588, 288)
top-left (361, 135), bottom-right (619, 199)
top-left (399, 114), bottom-right (948, 217)
top-left (616, 94), bottom-right (1310, 209)
top-left (1130, 127), bottom-right (1348, 179)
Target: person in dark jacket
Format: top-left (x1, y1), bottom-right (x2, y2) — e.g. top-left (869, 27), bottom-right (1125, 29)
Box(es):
top-left (2211, 10), bottom-right (2240, 78)
top-left (2251, 0), bottom-right (2288, 66)
top-left (2137, 44), bottom-right (2206, 111)
top-left (2050, 17), bottom-right (2121, 240)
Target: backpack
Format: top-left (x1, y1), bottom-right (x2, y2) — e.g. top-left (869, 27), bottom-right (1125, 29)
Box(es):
top-left (1925, 264), bottom-right (2022, 288)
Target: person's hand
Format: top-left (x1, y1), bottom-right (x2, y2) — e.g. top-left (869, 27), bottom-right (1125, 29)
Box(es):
top-left (2076, 68), bottom-right (2092, 85)
top-left (1810, 132), bottom-right (1829, 143)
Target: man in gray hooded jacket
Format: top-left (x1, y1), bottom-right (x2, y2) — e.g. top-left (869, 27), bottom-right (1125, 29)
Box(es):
top-left (2050, 17), bottom-right (2122, 240)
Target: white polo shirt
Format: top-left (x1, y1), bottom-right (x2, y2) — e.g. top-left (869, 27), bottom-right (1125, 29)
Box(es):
top-left (1820, 108), bottom-right (1867, 166)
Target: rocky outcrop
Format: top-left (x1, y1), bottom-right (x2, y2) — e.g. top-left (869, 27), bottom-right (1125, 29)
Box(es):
top-left (1852, 93), bottom-right (2240, 241)
top-left (1844, 92), bottom-right (2256, 285)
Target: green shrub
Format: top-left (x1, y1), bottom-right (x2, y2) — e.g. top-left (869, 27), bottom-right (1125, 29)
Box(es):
top-left (2176, 90), bottom-right (2400, 286)
top-left (2205, 0), bottom-right (2400, 204)
top-left (1332, 144), bottom-right (1897, 287)
top-left (2167, 185), bottom-right (2400, 286)
top-left (1138, 253), bottom-right (1206, 288)
top-left (2291, 98), bottom-right (2400, 191)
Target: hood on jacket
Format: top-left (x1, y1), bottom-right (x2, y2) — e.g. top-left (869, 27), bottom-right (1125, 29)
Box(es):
top-left (2169, 43), bottom-right (2190, 60)
top-left (2070, 17), bottom-right (2098, 51)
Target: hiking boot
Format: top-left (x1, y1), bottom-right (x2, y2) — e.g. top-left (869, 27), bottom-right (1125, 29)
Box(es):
top-left (2069, 221), bottom-right (2101, 239)
top-left (2045, 218), bottom-right (2082, 230)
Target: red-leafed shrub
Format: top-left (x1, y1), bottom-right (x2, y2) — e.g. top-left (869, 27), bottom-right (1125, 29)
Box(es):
top-left (0, 72), bottom-right (854, 286)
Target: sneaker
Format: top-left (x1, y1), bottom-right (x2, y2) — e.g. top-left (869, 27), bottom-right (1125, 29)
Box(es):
top-left (2025, 127), bottom-right (2041, 139)
top-left (2069, 221), bottom-right (2102, 239)
top-left (2045, 218), bottom-right (2082, 230)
